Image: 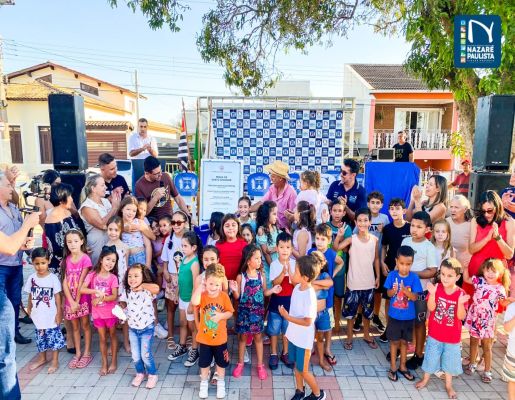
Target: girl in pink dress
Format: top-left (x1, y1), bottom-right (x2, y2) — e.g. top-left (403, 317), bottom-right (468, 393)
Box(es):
top-left (463, 258), bottom-right (511, 383)
top-left (80, 245), bottom-right (119, 376)
top-left (62, 229), bottom-right (93, 369)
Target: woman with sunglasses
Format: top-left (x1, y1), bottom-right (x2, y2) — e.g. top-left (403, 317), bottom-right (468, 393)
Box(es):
top-left (464, 191), bottom-right (515, 299)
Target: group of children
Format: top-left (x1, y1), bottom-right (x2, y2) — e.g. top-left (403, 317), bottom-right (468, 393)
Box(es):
top-left (22, 169), bottom-right (515, 400)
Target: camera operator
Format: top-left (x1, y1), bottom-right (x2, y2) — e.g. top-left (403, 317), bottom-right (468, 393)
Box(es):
top-left (0, 170), bottom-right (40, 400)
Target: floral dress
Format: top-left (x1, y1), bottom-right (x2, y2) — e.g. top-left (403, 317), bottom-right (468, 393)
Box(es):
top-left (464, 276), bottom-right (506, 339)
top-left (236, 271), bottom-right (265, 335)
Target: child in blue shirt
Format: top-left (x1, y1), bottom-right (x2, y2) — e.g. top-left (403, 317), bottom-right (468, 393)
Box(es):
top-left (384, 245), bottom-right (422, 382)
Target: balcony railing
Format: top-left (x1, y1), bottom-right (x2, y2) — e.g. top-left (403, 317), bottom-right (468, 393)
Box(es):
top-left (373, 129), bottom-right (451, 150)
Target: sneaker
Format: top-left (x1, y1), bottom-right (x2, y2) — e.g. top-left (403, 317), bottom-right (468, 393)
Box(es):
top-left (246, 334), bottom-right (254, 347)
top-left (199, 379), bottom-right (209, 399)
top-left (157, 299), bottom-right (165, 312)
top-left (263, 335), bottom-right (271, 345)
top-left (168, 344), bottom-right (188, 360)
top-left (378, 332), bottom-right (388, 343)
top-left (232, 362), bottom-right (244, 378)
top-left (290, 388), bottom-right (305, 400)
top-left (145, 374), bottom-right (158, 389)
top-left (131, 373), bottom-right (146, 387)
top-left (257, 364), bottom-right (267, 380)
top-left (216, 379), bottom-right (226, 399)
top-left (184, 348), bottom-right (199, 367)
top-left (269, 354), bottom-right (279, 370)
top-left (353, 314), bottom-right (362, 332)
top-left (244, 348), bottom-right (250, 363)
top-left (154, 323), bottom-right (168, 339)
top-left (280, 352), bottom-right (294, 369)
top-left (372, 315), bottom-right (386, 332)
top-left (406, 354), bottom-right (423, 370)
top-left (304, 390), bottom-right (326, 400)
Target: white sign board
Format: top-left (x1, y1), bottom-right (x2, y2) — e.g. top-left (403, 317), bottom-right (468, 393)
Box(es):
top-left (200, 159), bottom-right (243, 224)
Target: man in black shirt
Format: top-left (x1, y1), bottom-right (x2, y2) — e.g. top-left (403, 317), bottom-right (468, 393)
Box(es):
top-left (393, 130), bottom-right (414, 162)
top-left (98, 153), bottom-right (130, 200)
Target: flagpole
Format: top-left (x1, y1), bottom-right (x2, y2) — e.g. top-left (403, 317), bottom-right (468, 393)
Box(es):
top-left (196, 97), bottom-right (201, 224)
top-left (182, 98), bottom-right (192, 171)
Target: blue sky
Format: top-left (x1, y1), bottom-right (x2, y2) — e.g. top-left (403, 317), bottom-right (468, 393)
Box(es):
top-left (0, 0), bottom-right (411, 124)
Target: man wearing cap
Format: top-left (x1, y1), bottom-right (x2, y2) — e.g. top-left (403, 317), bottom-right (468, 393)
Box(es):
top-left (326, 158), bottom-right (367, 222)
top-left (249, 160), bottom-right (297, 230)
top-left (448, 159), bottom-right (471, 197)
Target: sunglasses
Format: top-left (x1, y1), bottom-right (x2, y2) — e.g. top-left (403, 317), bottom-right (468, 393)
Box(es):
top-left (171, 220), bottom-right (186, 226)
top-left (341, 170), bottom-right (352, 176)
top-left (481, 208), bottom-right (495, 215)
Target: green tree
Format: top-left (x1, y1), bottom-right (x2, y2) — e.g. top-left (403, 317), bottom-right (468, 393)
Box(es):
top-left (110, 0), bottom-right (514, 153)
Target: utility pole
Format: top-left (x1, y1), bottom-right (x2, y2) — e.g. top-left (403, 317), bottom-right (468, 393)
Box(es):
top-left (134, 69), bottom-right (140, 123)
top-left (0, 34), bottom-right (12, 164)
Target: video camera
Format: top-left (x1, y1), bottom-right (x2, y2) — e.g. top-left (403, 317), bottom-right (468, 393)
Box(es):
top-left (26, 173), bottom-right (51, 200)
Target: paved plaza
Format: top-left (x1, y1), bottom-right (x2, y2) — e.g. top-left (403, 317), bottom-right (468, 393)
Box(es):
top-left (15, 264), bottom-right (510, 400)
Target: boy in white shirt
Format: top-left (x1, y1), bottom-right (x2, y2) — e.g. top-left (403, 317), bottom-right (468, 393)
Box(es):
top-left (279, 253), bottom-right (326, 400)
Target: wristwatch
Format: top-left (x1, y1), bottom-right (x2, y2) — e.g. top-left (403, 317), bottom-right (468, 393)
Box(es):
top-left (494, 234), bottom-right (502, 241)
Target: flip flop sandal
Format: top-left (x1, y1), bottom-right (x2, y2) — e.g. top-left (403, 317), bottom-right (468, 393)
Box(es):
top-left (167, 337), bottom-right (177, 350)
top-left (388, 369), bottom-right (398, 382)
top-left (324, 354), bottom-right (337, 365)
top-left (344, 342), bottom-right (353, 351)
top-left (464, 363), bottom-right (477, 375)
top-left (398, 369), bottom-right (415, 381)
top-left (76, 354), bottom-right (93, 369)
top-left (363, 338), bottom-right (378, 349)
top-left (481, 371), bottom-right (493, 383)
top-left (68, 356), bottom-right (80, 369)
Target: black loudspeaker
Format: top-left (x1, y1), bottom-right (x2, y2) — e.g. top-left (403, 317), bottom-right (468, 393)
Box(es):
top-left (468, 171), bottom-right (511, 210)
top-left (472, 95), bottom-right (515, 172)
top-left (60, 172), bottom-right (86, 207)
top-left (48, 94), bottom-right (88, 171)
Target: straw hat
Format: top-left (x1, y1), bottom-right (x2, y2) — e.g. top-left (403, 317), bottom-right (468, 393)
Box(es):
top-left (264, 160), bottom-right (290, 180)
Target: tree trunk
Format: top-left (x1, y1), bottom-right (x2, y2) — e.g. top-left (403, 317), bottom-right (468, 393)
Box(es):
top-left (455, 98), bottom-right (477, 157)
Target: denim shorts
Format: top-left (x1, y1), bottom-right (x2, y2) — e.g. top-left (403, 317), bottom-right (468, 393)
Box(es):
top-left (267, 311), bottom-right (288, 336)
top-left (129, 251), bottom-right (146, 266)
top-left (342, 288), bottom-right (375, 320)
top-left (315, 309), bottom-right (331, 332)
top-left (421, 336), bottom-right (463, 376)
top-left (288, 340), bottom-right (311, 373)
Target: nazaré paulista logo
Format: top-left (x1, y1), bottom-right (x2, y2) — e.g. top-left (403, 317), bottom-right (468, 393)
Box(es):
top-left (454, 15), bottom-right (501, 68)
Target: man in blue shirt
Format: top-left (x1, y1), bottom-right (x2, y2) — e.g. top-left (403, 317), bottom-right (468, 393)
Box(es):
top-left (326, 159), bottom-right (367, 222)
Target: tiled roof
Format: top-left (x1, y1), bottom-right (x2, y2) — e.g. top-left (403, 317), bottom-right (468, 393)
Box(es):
top-left (348, 64), bottom-right (437, 91)
top-left (86, 121), bottom-right (133, 131)
top-left (7, 61), bottom-right (138, 96)
top-left (6, 80), bottom-right (129, 113)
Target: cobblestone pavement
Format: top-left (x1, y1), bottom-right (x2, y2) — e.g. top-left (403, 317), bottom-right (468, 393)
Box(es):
top-left (16, 263), bottom-right (510, 399)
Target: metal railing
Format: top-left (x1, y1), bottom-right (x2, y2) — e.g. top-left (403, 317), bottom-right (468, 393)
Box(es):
top-left (373, 129), bottom-right (451, 150)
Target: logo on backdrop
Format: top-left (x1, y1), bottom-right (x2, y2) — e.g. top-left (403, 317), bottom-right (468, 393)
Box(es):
top-left (174, 172), bottom-right (198, 197)
top-left (247, 173), bottom-right (270, 197)
top-left (454, 15), bottom-right (501, 68)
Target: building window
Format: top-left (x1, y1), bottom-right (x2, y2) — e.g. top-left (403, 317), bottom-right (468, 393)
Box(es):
top-left (9, 125), bottom-right (23, 163)
top-left (38, 74), bottom-right (52, 83)
top-left (80, 82), bottom-right (99, 96)
top-left (38, 126), bottom-right (53, 164)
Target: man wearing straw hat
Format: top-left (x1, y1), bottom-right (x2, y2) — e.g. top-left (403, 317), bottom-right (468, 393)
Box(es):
top-left (249, 160), bottom-right (297, 231)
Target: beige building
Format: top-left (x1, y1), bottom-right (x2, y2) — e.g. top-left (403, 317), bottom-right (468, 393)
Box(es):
top-left (5, 62), bottom-right (178, 175)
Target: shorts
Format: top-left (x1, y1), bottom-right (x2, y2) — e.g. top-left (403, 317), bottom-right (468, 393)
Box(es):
top-left (129, 251), bottom-right (146, 266)
top-left (93, 317), bottom-right (118, 329)
top-left (333, 267), bottom-right (346, 298)
top-left (199, 342), bottom-right (230, 369)
top-left (421, 336), bottom-right (463, 376)
top-left (34, 326), bottom-right (66, 353)
top-left (179, 298), bottom-right (195, 322)
top-left (267, 311), bottom-right (288, 336)
top-left (385, 317), bottom-right (414, 342)
top-left (503, 351), bottom-right (515, 382)
top-left (342, 288), bottom-right (375, 320)
top-left (164, 273), bottom-right (179, 303)
top-left (315, 309), bottom-right (331, 332)
top-left (414, 291), bottom-right (428, 324)
top-left (288, 340), bottom-right (311, 373)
